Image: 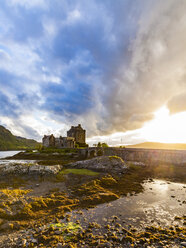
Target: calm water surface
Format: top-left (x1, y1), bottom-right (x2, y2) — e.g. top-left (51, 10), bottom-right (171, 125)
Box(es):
top-left (0, 151), bottom-right (37, 165)
top-left (0, 151), bottom-right (21, 159)
top-left (71, 179), bottom-right (186, 230)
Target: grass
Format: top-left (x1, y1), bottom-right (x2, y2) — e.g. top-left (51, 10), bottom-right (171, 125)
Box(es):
top-left (55, 168), bottom-right (99, 182)
top-left (128, 162), bottom-right (143, 171)
top-left (38, 160), bottom-right (65, 165)
top-left (59, 168), bottom-right (99, 176)
top-left (39, 148), bottom-right (78, 154)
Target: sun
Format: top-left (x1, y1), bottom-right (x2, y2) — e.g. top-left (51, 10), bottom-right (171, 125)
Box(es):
top-left (87, 106), bottom-right (186, 146)
top-left (140, 106), bottom-right (186, 143)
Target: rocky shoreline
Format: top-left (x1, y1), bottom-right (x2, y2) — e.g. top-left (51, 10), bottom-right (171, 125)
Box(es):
top-left (0, 152), bottom-right (185, 247)
top-left (0, 155), bottom-right (128, 176)
top-left (1, 215), bottom-right (186, 248)
top-left (0, 163), bottom-right (62, 176)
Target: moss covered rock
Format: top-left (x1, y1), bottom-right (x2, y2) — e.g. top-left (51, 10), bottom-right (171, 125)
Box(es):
top-left (69, 156), bottom-right (127, 172)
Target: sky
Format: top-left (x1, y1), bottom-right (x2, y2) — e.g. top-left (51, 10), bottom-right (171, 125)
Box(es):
top-left (0, 0), bottom-right (186, 146)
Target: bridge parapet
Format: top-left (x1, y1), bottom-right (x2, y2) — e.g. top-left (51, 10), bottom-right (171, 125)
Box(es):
top-left (79, 147), bottom-right (186, 165)
top-left (103, 147), bottom-right (186, 165)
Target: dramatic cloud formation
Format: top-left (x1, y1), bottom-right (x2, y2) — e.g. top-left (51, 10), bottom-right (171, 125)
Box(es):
top-left (0, 0), bottom-right (186, 143)
top-left (167, 92), bottom-right (186, 114)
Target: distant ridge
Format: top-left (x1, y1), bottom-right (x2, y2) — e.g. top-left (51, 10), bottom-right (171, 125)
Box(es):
top-left (126, 142), bottom-right (186, 150)
top-left (0, 125), bottom-right (39, 151)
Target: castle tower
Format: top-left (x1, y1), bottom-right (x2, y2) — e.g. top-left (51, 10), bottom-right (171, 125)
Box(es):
top-left (67, 124), bottom-right (86, 147)
top-left (42, 134), bottom-right (55, 147)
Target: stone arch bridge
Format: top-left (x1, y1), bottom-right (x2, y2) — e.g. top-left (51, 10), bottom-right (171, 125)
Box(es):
top-left (78, 147), bottom-right (186, 165)
top-left (78, 147), bottom-right (104, 158)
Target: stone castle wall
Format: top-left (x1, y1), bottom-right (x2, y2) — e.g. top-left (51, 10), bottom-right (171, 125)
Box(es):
top-left (42, 124), bottom-right (86, 148)
top-left (42, 135), bottom-right (75, 148)
top-left (67, 124), bottom-right (86, 146)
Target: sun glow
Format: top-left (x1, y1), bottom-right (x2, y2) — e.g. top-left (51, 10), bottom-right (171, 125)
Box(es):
top-left (141, 106), bottom-right (186, 143)
top-left (87, 106), bottom-right (186, 147)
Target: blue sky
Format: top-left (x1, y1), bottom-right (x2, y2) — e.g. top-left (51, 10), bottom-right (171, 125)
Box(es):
top-left (0, 0), bottom-right (186, 145)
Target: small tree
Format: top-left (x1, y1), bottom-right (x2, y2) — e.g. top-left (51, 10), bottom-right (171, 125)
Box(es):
top-left (97, 142), bottom-right (109, 147)
top-left (101, 142), bottom-right (109, 147)
top-left (97, 142), bottom-right (102, 147)
top-left (37, 144), bottom-right (44, 151)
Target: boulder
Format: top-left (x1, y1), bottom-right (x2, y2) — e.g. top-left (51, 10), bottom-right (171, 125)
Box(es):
top-left (0, 163), bottom-right (62, 175)
top-left (28, 164), bottom-right (61, 175)
top-left (0, 221), bottom-right (14, 231)
top-left (69, 156), bottom-right (127, 172)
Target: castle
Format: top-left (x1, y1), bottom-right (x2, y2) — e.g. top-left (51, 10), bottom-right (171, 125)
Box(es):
top-left (42, 124), bottom-right (87, 148)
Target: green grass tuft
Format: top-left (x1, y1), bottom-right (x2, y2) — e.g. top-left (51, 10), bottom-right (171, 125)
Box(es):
top-left (59, 169), bottom-right (99, 176)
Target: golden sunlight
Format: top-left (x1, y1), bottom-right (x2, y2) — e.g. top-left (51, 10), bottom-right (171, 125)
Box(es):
top-left (141, 106), bottom-right (186, 143)
top-left (153, 180), bottom-right (169, 192)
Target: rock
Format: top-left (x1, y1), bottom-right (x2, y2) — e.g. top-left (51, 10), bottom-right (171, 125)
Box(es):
top-left (56, 243), bottom-right (63, 248)
top-left (69, 156), bottom-right (127, 172)
top-left (29, 164), bottom-right (62, 175)
top-left (0, 222), bottom-right (14, 231)
top-left (30, 238), bottom-right (37, 244)
top-left (22, 239), bottom-right (27, 246)
top-left (181, 242), bottom-right (186, 247)
top-left (98, 242), bottom-right (112, 248)
top-left (121, 235), bottom-right (135, 243)
top-left (55, 230), bottom-right (62, 235)
top-left (0, 163), bottom-right (62, 175)
top-left (128, 161), bottom-right (146, 167)
top-left (14, 222), bottom-right (21, 230)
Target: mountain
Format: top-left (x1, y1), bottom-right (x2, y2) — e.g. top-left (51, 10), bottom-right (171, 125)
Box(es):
top-left (126, 142), bottom-right (186, 150)
top-left (0, 125), bottom-right (39, 150)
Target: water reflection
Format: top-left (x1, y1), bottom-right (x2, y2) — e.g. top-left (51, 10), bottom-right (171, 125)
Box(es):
top-left (152, 180), bottom-right (169, 193)
top-left (0, 151), bottom-right (37, 166)
top-left (0, 150), bottom-right (21, 159)
top-left (71, 179), bottom-right (186, 230)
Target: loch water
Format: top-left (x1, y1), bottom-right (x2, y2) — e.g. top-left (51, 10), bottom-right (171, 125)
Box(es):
top-left (0, 151), bottom-right (36, 166)
top-left (0, 151), bottom-right (21, 159)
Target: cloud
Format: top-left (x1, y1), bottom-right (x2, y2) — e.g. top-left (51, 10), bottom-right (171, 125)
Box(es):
top-left (97, 0), bottom-right (186, 134)
top-left (8, 0), bottom-right (47, 9)
top-left (167, 92), bottom-right (186, 114)
top-left (0, 116), bottom-right (41, 140)
top-left (0, 0), bottom-right (186, 142)
top-left (0, 92), bottom-right (18, 117)
top-left (87, 129), bottom-right (145, 147)
top-left (0, 49), bottom-right (10, 60)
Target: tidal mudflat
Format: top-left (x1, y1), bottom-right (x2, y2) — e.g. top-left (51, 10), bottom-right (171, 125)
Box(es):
top-left (0, 152), bottom-right (185, 247)
top-left (70, 179), bottom-right (186, 229)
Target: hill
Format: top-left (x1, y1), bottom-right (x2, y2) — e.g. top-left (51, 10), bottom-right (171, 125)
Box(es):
top-left (126, 142), bottom-right (186, 150)
top-left (0, 125), bottom-right (39, 150)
